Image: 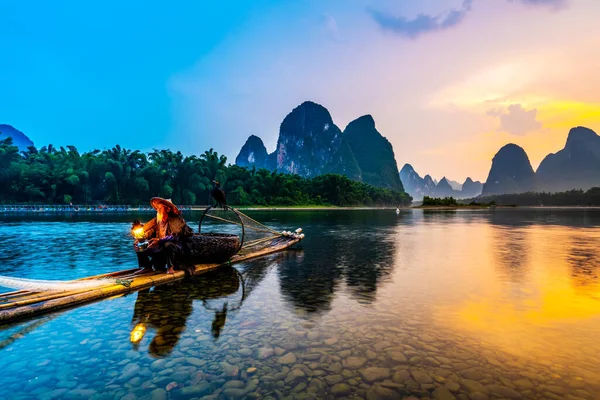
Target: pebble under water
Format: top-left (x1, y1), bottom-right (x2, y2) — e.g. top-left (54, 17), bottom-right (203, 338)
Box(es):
top-left (0, 209), bottom-right (599, 399)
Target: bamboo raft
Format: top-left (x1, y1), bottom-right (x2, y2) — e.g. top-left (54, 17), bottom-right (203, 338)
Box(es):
top-left (0, 236), bottom-right (302, 324)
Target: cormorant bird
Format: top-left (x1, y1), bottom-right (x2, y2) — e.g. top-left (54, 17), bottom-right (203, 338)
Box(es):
top-left (211, 180), bottom-right (227, 208)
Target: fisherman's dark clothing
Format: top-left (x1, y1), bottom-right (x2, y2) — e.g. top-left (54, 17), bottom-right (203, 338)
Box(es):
top-left (136, 215), bottom-right (193, 271)
top-left (136, 242), bottom-right (184, 271)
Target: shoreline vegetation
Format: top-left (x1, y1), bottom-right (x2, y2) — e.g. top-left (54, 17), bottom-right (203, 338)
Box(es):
top-left (3, 138), bottom-right (600, 209)
top-left (413, 196), bottom-right (500, 209)
top-left (463, 188), bottom-right (600, 207)
top-left (0, 138), bottom-right (411, 208)
top-left (415, 189), bottom-right (600, 208)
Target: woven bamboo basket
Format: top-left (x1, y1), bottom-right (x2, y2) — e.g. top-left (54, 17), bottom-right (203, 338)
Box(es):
top-left (184, 233), bottom-right (241, 264)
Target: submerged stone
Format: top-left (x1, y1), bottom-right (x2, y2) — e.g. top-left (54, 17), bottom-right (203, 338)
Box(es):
top-left (186, 357), bottom-right (206, 367)
top-left (150, 388), bottom-right (167, 400)
top-left (345, 357), bottom-right (367, 368)
top-left (360, 367), bottom-right (391, 383)
top-left (179, 382), bottom-right (211, 397)
top-left (486, 384), bottom-right (522, 399)
top-left (460, 379), bottom-right (488, 393)
top-left (285, 369), bottom-right (306, 384)
top-left (278, 352), bottom-right (297, 364)
top-left (330, 383), bottom-right (352, 396)
top-left (433, 386), bottom-right (456, 400)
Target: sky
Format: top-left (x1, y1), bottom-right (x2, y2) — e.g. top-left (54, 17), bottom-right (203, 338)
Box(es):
top-left (2, 0), bottom-right (600, 182)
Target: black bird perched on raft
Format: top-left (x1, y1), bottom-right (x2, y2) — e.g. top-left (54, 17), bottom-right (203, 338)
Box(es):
top-left (211, 180), bottom-right (227, 208)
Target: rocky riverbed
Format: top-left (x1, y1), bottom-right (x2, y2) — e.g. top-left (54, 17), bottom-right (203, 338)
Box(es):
top-left (1, 284), bottom-right (599, 400)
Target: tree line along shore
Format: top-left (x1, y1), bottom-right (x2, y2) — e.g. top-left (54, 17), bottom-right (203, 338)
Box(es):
top-left (3, 138), bottom-right (600, 209)
top-left (416, 189), bottom-right (600, 208)
top-left (0, 138), bottom-right (411, 208)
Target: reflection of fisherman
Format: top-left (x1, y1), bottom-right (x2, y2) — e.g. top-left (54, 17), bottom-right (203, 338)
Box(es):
top-left (129, 286), bottom-right (193, 357)
top-left (133, 197), bottom-right (193, 275)
top-left (129, 266), bottom-right (242, 355)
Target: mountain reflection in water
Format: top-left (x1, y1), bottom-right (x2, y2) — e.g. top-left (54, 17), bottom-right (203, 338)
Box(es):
top-left (278, 212), bottom-right (401, 316)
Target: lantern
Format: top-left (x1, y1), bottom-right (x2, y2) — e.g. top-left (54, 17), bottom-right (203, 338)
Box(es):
top-left (132, 226), bottom-right (145, 240)
top-left (131, 220), bottom-right (146, 240)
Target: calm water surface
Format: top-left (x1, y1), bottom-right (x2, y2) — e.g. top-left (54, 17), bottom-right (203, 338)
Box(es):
top-left (0, 209), bottom-right (599, 400)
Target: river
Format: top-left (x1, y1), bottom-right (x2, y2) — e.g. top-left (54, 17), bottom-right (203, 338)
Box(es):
top-left (0, 209), bottom-right (599, 399)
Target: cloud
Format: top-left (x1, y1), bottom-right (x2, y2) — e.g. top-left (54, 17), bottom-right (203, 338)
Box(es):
top-left (368, 0), bottom-right (473, 39)
top-left (321, 13), bottom-right (340, 42)
top-left (487, 104), bottom-right (542, 135)
top-left (368, 0), bottom-right (568, 39)
top-left (508, 0), bottom-right (569, 10)
top-left (486, 108), bottom-right (504, 117)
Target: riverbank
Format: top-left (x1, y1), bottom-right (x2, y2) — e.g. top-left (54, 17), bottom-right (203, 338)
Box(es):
top-left (6, 204), bottom-right (600, 213)
top-left (0, 205), bottom-right (407, 213)
top-left (413, 205), bottom-right (495, 210)
top-left (413, 205), bottom-right (512, 210)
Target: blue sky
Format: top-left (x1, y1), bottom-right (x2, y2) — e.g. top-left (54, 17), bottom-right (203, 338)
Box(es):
top-left (1, 0), bottom-right (275, 150)
top-left (2, 0), bottom-right (598, 181)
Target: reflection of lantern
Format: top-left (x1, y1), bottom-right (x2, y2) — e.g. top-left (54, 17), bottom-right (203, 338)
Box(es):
top-left (132, 226), bottom-right (145, 240)
top-left (130, 323), bottom-right (147, 343)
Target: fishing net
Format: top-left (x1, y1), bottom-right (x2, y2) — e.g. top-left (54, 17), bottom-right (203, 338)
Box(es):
top-left (198, 206), bottom-right (304, 256)
top-left (0, 276), bottom-right (131, 293)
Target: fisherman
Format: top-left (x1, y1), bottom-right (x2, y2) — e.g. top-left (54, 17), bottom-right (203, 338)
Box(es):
top-left (133, 197), bottom-right (193, 275)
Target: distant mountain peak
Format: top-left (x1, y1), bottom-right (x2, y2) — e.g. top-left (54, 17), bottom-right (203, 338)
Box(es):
top-left (537, 126), bottom-right (600, 192)
top-left (400, 166), bottom-right (481, 199)
top-left (436, 177), bottom-right (453, 191)
top-left (462, 177), bottom-right (483, 197)
top-left (235, 135), bottom-right (268, 169)
top-left (401, 163), bottom-right (416, 173)
top-left (566, 126), bottom-right (598, 146)
top-left (0, 124), bottom-right (34, 151)
top-left (343, 114), bottom-right (403, 190)
top-left (349, 114), bottom-right (375, 129)
top-left (287, 101), bottom-right (334, 124)
top-left (234, 101), bottom-right (408, 193)
top-left (483, 143), bottom-right (535, 195)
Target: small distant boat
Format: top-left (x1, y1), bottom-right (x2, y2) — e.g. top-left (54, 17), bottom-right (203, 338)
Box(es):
top-left (396, 208), bottom-right (400, 214)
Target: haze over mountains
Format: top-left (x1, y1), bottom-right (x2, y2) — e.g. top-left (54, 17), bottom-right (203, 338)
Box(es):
top-left (400, 164), bottom-right (483, 200)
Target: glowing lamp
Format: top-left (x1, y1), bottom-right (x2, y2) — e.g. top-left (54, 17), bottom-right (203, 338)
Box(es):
top-left (130, 323), bottom-right (147, 343)
top-left (132, 227), bottom-right (145, 240)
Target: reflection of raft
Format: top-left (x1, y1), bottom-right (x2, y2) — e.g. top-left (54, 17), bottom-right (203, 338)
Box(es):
top-left (0, 236), bottom-right (302, 324)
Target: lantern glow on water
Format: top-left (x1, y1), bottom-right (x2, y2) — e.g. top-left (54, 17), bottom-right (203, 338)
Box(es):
top-left (130, 323), bottom-right (147, 343)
